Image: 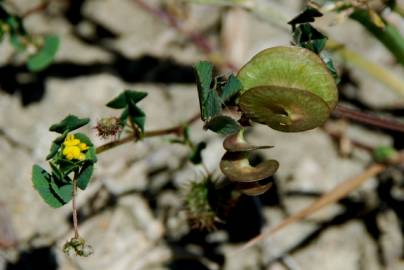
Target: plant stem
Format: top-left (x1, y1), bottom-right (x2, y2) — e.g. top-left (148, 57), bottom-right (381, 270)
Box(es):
top-left (72, 171), bottom-right (79, 239)
top-left (333, 104), bottom-right (404, 133)
top-left (96, 113), bottom-right (200, 154)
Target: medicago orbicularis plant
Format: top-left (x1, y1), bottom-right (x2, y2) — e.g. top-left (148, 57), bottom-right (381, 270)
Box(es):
top-left (31, 7), bottom-right (339, 256)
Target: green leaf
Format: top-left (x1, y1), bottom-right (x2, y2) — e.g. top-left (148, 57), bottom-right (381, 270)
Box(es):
top-left (50, 161), bottom-right (64, 180)
top-left (32, 165), bottom-right (64, 208)
top-left (189, 142), bottom-right (207, 164)
top-left (10, 33), bottom-right (26, 52)
top-left (46, 132), bottom-right (68, 160)
top-left (194, 61), bottom-right (222, 121)
top-left (50, 177), bottom-right (73, 203)
top-left (204, 115), bottom-right (241, 135)
top-left (220, 75), bottom-right (242, 102)
top-left (125, 90), bottom-right (148, 104)
top-left (106, 92), bottom-right (127, 109)
top-left (119, 108), bottom-right (129, 127)
top-left (320, 52), bottom-right (340, 83)
top-left (373, 145), bottom-right (397, 162)
top-left (288, 7), bottom-right (323, 27)
top-left (49, 115), bottom-right (90, 134)
top-left (76, 163), bottom-right (94, 190)
top-left (85, 146), bottom-right (97, 162)
top-left (128, 100), bottom-right (146, 132)
top-left (58, 159), bottom-right (79, 176)
top-left (293, 23), bottom-right (327, 54)
top-left (106, 90), bottom-right (148, 109)
top-left (27, 35), bottom-right (59, 72)
top-left (74, 132), bottom-right (94, 146)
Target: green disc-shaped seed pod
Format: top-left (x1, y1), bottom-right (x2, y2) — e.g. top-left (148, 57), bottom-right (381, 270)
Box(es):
top-left (239, 85), bottom-right (331, 132)
top-left (223, 129), bottom-right (273, 152)
top-left (220, 130), bottom-right (279, 196)
top-left (220, 152), bottom-right (279, 183)
top-left (237, 46), bottom-right (338, 132)
top-left (238, 46), bottom-right (338, 110)
top-left (237, 181), bottom-right (273, 197)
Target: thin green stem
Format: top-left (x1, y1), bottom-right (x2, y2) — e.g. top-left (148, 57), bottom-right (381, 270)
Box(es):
top-left (72, 171), bottom-right (79, 239)
top-left (95, 113), bottom-right (200, 155)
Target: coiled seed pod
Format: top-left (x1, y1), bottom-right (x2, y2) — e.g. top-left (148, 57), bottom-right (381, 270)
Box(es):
top-left (220, 130), bottom-right (278, 196)
top-left (237, 46), bottom-right (338, 132)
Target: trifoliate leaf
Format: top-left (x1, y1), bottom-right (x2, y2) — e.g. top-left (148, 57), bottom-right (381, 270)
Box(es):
top-left (221, 75), bottom-right (242, 102)
top-left (77, 163), bottom-right (94, 190)
top-left (194, 61), bottom-right (222, 121)
top-left (32, 165), bottom-right (64, 208)
top-left (288, 7), bottom-right (323, 27)
top-left (27, 35), bottom-right (59, 71)
top-left (49, 115), bottom-right (90, 134)
top-left (189, 142), bottom-right (207, 164)
top-left (204, 115), bottom-right (241, 135)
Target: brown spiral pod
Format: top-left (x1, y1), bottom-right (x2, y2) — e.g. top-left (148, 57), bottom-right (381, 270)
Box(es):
top-left (220, 130), bottom-right (279, 196)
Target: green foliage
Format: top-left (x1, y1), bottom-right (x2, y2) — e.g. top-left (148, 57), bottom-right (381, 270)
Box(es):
top-left (106, 90), bottom-right (148, 132)
top-left (373, 145), bottom-right (398, 163)
top-left (194, 61), bottom-right (242, 136)
top-left (49, 115), bottom-right (90, 134)
top-left (189, 142), bottom-right (207, 164)
top-left (27, 35), bottom-right (60, 72)
top-left (204, 115), bottom-right (241, 135)
top-left (184, 179), bottom-right (217, 229)
top-left (220, 75), bottom-right (242, 102)
top-left (194, 61), bottom-right (222, 121)
top-left (288, 7), bottom-right (323, 26)
top-left (76, 163), bottom-right (94, 190)
top-left (288, 7), bottom-right (339, 81)
top-left (292, 23), bottom-right (327, 54)
top-left (33, 116), bottom-right (96, 207)
top-left (46, 132), bottom-right (68, 160)
top-left (32, 165), bottom-right (66, 208)
top-left (0, 3), bottom-right (59, 70)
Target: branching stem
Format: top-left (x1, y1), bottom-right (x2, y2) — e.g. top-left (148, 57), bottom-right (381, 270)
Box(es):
top-left (96, 113), bottom-right (200, 155)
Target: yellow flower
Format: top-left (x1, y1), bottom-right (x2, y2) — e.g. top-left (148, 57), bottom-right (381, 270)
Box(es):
top-left (62, 134), bottom-right (88, 160)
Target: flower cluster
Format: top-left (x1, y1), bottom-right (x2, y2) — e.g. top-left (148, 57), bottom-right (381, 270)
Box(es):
top-left (95, 117), bottom-right (122, 139)
top-left (62, 134), bottom-right (89, 160)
